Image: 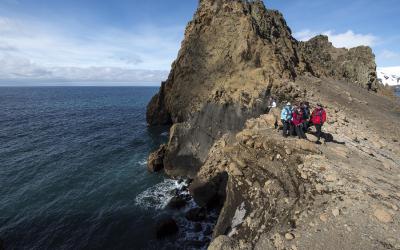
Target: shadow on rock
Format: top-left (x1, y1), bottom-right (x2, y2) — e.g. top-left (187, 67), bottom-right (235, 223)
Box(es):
top-left (155, 218), bottom-right (179, 239)
top-left (189, 171), bottom-right (229, 209)
top-left (309, 131), bottom-right (345, 145)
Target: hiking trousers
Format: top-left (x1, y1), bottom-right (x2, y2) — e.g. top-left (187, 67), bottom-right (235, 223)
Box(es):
top-left (295, 125), bottom-right (307, 139)
top-left (282, 120), bottom-right (291, 137)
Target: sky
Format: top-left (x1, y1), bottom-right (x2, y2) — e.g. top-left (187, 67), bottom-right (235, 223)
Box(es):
top-left (0, 0), bottom-right (399, 86)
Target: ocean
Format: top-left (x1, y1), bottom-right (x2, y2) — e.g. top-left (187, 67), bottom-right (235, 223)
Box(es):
top-left (0, 87), bottom-right (213, 250)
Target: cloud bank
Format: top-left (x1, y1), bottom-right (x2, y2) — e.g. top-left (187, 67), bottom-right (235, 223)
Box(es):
top-left (293, 29), bottom-right (378, 48)
top-left (0, 16), bottom-right (179, 85)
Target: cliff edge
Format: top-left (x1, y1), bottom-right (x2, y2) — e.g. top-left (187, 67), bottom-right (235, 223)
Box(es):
top-left (147, 0), bottom-right (379, 127)
top-left (145, 0), bottom-right (400, 249)
top-left (147, 0), bottom-right (380, 177)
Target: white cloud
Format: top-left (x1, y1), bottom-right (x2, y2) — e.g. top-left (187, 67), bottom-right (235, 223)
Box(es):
top-left (294, 29), bottom-right (378, 48)
top-left (0, 16), bottom-right (182, 84)
top-left (0, 54), bottom-right (168, 83)
top-left (380, 49), bottom-right (399, 59)
top-left (0, 17), bottom-right (15, 32)
top-left (293, 29), bottom-right (318, 41)
top-left (322, 30), bottom-right (377, 48)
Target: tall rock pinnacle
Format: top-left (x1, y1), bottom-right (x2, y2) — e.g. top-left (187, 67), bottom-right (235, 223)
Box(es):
top-left (147, 0), bottom-right (378, 126)
top-left (146, 0), bottom-right (379, 178)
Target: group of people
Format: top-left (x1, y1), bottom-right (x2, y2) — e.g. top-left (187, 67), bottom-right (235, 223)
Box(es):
top-left (280, 101), bottom-right (327, 144)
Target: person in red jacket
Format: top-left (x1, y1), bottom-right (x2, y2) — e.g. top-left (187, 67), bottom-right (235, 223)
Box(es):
top-left (292, 106), bottom-right (307, 139)
top-left (311, 103), bottom-right (327, 144)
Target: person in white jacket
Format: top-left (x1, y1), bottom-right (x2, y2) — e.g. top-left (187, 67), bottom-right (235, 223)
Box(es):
top-left (280, 102), bottom-right (293, 137)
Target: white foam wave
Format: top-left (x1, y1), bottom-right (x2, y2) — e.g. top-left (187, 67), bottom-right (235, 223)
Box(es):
top-left (134, 179), bottom-right (186, 210)
top-left (138, 159), bottom-right (147, 166)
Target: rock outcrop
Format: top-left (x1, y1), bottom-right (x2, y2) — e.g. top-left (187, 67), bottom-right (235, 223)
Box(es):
top-left (148, 0), bottom-right (307, 177)
top-left (298, 35), bottom-right (378, 91)
top-left (144, 0), bottom-right (400, 249)
top-left (202, 77), bottom-right (400, 249)
top-left (148, 0), bottom-right (379, 126)
top-left (155, 218), bottom-right (179, 239)
top-left (147, 0), bottom-right (380, 177)
top-left (147, 144), bottom-right (166, 172)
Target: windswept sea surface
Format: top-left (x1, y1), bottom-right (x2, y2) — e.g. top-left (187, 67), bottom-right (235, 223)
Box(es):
top-left (0, 87), bottom-right (212, 250)
top-left (0, 87), bottom-right (399, 250)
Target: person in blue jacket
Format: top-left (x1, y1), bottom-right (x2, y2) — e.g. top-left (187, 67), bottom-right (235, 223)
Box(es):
top-left (281, 102), bottom-right (293, 137)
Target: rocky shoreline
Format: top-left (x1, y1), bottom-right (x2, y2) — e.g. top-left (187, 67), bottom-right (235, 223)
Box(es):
top-left (145, 0), bottom-right (400, 249)
top-left (152, 178), bottom-right (220, 249)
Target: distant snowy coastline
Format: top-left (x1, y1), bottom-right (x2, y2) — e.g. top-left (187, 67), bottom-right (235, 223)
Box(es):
top-left (378, 66), bottom-right (400, 87)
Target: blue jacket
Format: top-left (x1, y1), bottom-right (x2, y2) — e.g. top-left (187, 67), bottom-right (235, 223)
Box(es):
top-left (281, 106), bottom-right (293, 121)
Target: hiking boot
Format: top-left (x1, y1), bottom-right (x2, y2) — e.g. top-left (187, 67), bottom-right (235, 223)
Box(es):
top-left (315, 141), bottom-right (322, 145)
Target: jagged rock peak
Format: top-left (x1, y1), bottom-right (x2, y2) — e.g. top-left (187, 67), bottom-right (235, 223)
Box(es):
top-left (147, 0), bottom-right (379, 128)
top-left (147, 0), bottom-right (300, 126)
top-left (298, 34), bottom-right (378, 90)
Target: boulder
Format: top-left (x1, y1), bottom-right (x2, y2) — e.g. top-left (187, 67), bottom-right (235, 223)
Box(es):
top-left (208, 235), bottom-right (237, 250)
top-left (260, 108), bottom-right (281, 128)
top-left (373, 209), bottom-right (393, 223)
top-left (155, 218), bottom-right (179, 239)
top-left (185, 208), bottom-right (207, 222)
top-left (189, 171), bottom-right (228, 208)
top-left (167, 196), bottom-right (187, 210)
top-left (189, 179), bottom-right (218, 208)
top-left (147, 144), bottom-right (166, 172)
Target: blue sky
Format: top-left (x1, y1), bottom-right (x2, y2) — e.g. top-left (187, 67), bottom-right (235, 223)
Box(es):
top-left (0, 0), bottom-right (399, 85)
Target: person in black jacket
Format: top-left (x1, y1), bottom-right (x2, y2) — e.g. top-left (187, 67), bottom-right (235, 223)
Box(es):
top-left (301, 102), bottom-right (311, 132)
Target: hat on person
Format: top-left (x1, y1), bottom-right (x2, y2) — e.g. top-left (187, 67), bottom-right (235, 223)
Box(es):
top-left (286, 102), bottom-right (291, 106)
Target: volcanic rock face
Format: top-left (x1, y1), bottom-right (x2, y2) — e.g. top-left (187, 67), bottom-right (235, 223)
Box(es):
top-left (147, 144), bottom-right (167, 172)
top-left (147, 0), bottom-right (379, 126)
top-left (205, 77), bottom-right (400, 249)
top-left (298, 35), bottom-right (378, 90)
top-left (147, 0), bottom-right (379, 178)
top-left (145, 0), bottom-right (400, 249)
top-left (147, 0), bottom-right (301, 126)
top-left (148, 0), bottom-right (307, 177)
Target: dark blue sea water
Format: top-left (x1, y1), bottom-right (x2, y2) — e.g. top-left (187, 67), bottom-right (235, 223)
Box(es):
top-left (0, 87), bottom-right (212, 250)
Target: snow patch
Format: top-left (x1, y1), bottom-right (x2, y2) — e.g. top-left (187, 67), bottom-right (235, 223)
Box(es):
top-left (378, 66), bottom-right (400, 86)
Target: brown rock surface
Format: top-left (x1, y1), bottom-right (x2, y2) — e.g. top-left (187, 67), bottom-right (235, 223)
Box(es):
top-left (143, 0), bottom-right (400, 249)
top-left (146, 0), bottom-right (384, 179)
top-left (298, 35), bottom-right (379, 90)
top-left (147, 144), bottom-right (166, 172)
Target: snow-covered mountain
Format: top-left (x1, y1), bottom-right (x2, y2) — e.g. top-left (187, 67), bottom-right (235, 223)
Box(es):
top-left (377, 66), bottom-right (400, 86)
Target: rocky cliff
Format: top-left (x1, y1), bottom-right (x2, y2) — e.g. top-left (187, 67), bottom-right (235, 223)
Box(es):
top-left (147, 0), bottom-right (379, 177)
top-left (298, 35), bottom-right (378, 90)
top-left (147, 0), bottom-right (379, 127)
top-left (147, 0), bottom-right (299, 126)
top-left (145, 0), bottom-right (400, 249)
top-left (148, 0), bottom-right (308, 177)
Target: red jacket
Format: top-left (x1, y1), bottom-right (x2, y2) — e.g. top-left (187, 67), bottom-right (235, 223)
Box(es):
top-left (311, 108), bottom-right (327, 125)
top-left (292, 110), bottom-right (304, 126)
